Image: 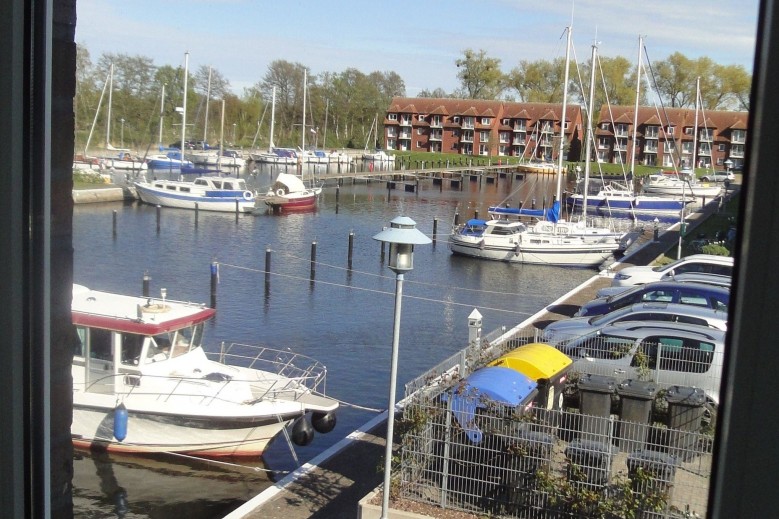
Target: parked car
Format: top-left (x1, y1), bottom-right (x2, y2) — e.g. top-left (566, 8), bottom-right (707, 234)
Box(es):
top-left (612, 254), bottom-right (734, 287)
top-left (575, 281), bottom-right (730, 318)
top-left (700, 170), bottom-right (735, 182)
top-left (542, 302), bottom-right (728, 347)
top-left (564, 322), bottom-right (726, 404)
top-left (597, 273), bottom-right (732, 298)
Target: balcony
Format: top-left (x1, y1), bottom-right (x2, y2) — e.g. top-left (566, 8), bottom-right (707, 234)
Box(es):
top-left (513, 125), bottom-right (526, 133)
top-left (429, 131), bottom-right (442, 141)
top-left (461, 133), bottom-right (474, 143)
top-left (699, 130), bottom-right (713, 142)
top-left (399, 132), bottom-right (411, 140)
top-left (430, 118), bottom-right (442, 128)
top-left (644, 144), bottom-right (658, 153)
top-left (399, 118), bottom-right (412, 127)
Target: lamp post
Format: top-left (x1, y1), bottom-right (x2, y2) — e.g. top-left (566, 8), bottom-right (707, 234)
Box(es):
top-left (120, 118), bottom-right (125, 148)
top-left (232, 123), bottom-right (237, 146)
top-left (372, 216), bottom-right (431, 519)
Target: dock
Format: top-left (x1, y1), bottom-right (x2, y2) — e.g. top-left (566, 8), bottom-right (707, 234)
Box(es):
top-left (225, 187), bottom-right (738, 519)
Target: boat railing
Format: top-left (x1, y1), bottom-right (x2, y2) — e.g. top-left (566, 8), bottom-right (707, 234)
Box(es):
top-left (209, 342), bottom-right (329, 394)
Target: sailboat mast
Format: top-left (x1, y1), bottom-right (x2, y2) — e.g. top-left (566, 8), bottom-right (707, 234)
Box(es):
top-left (323, 99), bottom-right (329, 149)
top-left (630, 36), bottom-right (642, 181)
top-left (218, 99), bottom-right (225, 169)
top-left (158, 83), bottom-right (166, 148)
top-left (181, 52), bottom-right (189, 159)
top-left (583, 42), bottom-right (598, 219)
top-left (269, 86), bottom-right (276, 151)
top-left (302, 69), bottom-right (307, 152)
top-left (106, 63), bottom-right (114, 149)
top-left (85, 67), bottom-right (111, 156)
top-left (555, 26), bottom-right (572, 201)
top-left (204, 67), bottom-right (212, 144)
top-left (692, 76), bottom-right (700, 171)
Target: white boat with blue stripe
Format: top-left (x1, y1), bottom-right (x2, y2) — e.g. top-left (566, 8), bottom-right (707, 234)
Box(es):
top-left (134, 176), bottom-right (256, 213)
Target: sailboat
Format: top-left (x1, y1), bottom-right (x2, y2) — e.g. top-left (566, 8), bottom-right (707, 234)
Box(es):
top-left (362, 115), bottom-right (393, 162)
top-left (250, 86), bottom-right (298, 165)
top-left (642, 77), bottom-right (722, 198)
top-left (185, 66), bottom-right (220, 167)
top-left (567, 36), bottom-right (695, 216)
top-left (449, 28), bottom-right (635, 267)
top-left (83, 63), bottom-right (147, 175)
top-left (263, 69), bottom-right (322, 211)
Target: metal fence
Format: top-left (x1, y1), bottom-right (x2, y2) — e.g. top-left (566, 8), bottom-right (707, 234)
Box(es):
top-left (397, 329), bottom-right (715, 518)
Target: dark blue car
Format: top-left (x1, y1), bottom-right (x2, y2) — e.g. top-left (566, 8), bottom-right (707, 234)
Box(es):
top-left (575, 281), bottom-right (730, 317)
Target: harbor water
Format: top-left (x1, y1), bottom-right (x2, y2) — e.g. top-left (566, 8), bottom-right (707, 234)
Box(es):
top-left (72, 163), bottom-right (599, 517)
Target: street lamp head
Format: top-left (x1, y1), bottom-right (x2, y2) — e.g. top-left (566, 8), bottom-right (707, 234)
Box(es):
top-left (373, 216), bottom-right (432, 273)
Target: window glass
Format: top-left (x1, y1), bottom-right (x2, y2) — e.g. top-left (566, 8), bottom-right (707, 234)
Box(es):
top-left (580, 334), bottom-right (634, 359)
top-left (639, 290), bottom-right (674, 303)
top-left (121, 333), bottom-right (145, 365)
top-left (640, 336), bottom-right (716, 373)
top-left (89, 328), bottom-right (112, 360)
top-left (74, 326), bottom-right (87, 357)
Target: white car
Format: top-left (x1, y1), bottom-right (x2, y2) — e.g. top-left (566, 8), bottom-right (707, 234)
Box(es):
top-left (565, 322), bottom-right (726, 404)
top-left (541, 302), bottom-right (729, 348)
top-left (700, 170), bottom-right (735, 182)
top-left (612, 254), bottom-right (734, 287)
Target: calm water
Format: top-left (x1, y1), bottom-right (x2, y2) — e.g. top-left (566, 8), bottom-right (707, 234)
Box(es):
top-left (72, 164), bottom-right (595, 517)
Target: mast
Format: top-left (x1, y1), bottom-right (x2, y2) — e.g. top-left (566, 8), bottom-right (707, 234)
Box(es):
top-left (555, 26), bottom-right (572, 201)
top-left (85, 67), bottom-right (111, 156)
top-left (218, 99), bottom-right (225, 169)
top-left (692, 76), bottom-right (700, 172)
top-left (204, 67), bottom-right (212, 145)
top-left (106, 62), bottom-right (114, 149)
top-left (181, 52), bottom-right (189, 161)
top-left (269, 86), bottom-right (276, 152)
top-left (582, 41), bottom-right (598, 221)
top-left (323, 99), bottom-right (329, 149)
top-left (158, 83), bottom-right (166, 148)
top-left (302, 69), bottom-right (307, 152)
top-left (630, 36), bottom-right (642, 185)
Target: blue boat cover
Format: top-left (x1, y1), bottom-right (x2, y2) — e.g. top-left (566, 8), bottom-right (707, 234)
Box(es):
top-left (488, 200), bottom-right (561, 223)
top-left (443, 366), bottom-right (537, 443)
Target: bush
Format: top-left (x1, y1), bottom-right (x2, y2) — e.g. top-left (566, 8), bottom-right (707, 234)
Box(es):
top-left (700, 243), bottom-right (730, 256)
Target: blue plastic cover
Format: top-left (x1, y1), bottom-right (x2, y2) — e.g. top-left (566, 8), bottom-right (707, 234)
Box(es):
top-left (488, 200), bottom-right (560, 223)
top-left (443, 366), bottom-right (537, 443)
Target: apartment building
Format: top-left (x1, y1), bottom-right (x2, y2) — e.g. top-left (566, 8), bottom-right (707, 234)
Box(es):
top-left (384, 97), bottom-right (748, 171)
top-left (384, 97), bottom-right (584, 162)
top-left (594, 105), bottom-right (748, 171)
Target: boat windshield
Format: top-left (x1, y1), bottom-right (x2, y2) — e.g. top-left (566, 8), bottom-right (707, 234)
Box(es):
top-left (152, 323), bottom-right (204, 358)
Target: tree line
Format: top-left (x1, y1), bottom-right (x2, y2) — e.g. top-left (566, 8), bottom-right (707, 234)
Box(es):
top-left (74, 44), bottom-right (750, 155)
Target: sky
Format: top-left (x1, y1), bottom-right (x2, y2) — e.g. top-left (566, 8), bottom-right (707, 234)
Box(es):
top-left (75, 0), bottom-right (760, 97)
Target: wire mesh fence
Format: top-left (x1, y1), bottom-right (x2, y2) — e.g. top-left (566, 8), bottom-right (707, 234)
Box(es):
top-left (395, 328), bottom-right (716, 518)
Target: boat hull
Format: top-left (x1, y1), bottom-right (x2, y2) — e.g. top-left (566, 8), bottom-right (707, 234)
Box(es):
top-left (567, 195), bottom-right (690, 213)
top-left (72, 403), bottom-right (297, 457)
top-left (135, 182), bottom-right (256, 213)
top-left (448, 234), bottom-right (622, 267)
top-left (264, 192), bottom-right (319, 211)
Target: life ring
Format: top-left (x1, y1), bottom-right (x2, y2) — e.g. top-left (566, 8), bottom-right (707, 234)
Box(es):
top-left (276, 188), bottom-right (286, 196)
top-left (242, 191), bottom-right (253, 201)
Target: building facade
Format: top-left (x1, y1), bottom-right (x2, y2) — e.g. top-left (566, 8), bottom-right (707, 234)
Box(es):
top-left (593, 105), bottom-right (748, 171)
top-left (383, 98), bottom-right (748, 171)
top-left (384, 98), bottom-right (584, 162)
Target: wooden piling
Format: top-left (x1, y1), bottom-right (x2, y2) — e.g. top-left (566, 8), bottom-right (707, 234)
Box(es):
top-left (112, 210), bottom-right (117, 237)
top-left (142, 271), bottom-right (151, 297)
top-left (348, 231), bottom-right (354, 270)
top-left (310, 241), bottom-right (317, 281)
top-left (210, 261), bottom-right (218, 309)
top-left (433, 217), bottom-right (438, 244)
top-left (156, 205), bottom-right (161, 232)
top-left (265, 247), bottom-right (271, 287)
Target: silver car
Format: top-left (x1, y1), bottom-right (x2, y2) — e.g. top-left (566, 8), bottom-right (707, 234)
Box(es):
top-left (542, 302), bottom-right (728, 348)
top-left (565, 322), bottom-right (726, 404)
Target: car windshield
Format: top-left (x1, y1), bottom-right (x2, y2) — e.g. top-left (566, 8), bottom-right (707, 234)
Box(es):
top-left (606, 284), bottom-right (644, 301)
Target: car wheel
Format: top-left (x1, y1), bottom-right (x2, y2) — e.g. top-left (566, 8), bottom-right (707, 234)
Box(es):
top-left (702, 176), bottom-right (710, 181)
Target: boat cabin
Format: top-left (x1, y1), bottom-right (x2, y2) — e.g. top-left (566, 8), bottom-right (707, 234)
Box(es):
top-left (71, 285), bottom-right (215, 394)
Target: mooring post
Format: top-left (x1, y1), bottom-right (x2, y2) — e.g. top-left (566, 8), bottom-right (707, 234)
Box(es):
top-left (265, 246), bottom-right (271, 287)
top-left (195, 202), bottom-right (199, 227)
top-left (210, 261), bottom-right (218, 309)
top-left (336, 185), bottom-right (340, 204)
top-left (474, 209), bottom-right (479, 220)
top-left (142, 271), bottom-right (151, 297)
top-left (235, 200), bottom-right (240, 222)
top-left (112, 210), bottom-right (117, 238)
top-left (348, 231), bottom-right (354, 270)
top-left (310, 241), bottom-right (317, 281)
top-left (454, 211), bottom-right (460, 226)
top-left (433, 217), bottom-right (438, 244)
top-left (156, 205), bottom-right (161, 232)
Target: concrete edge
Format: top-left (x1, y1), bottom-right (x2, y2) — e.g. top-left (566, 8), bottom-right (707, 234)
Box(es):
top-left (224, 411), bottom-right (391, 519)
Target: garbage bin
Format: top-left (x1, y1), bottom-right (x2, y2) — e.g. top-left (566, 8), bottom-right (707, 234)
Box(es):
top-left (488, 342), bottom-right (573, 412)
top-left (627, 449), bottom-right (678, 499)
top-left (577, 374), bottom-right (617, 440)
top-left (565, 438), bottom-right (616, 486)
top-left (664, 386), bottom-right (706, 461)
top-left (617, 379), bottom-right (658, 452)
top-left (443, 366), bottom-right (538, 444)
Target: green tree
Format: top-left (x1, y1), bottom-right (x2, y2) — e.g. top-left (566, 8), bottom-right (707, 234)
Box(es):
top-left (507, 58), bottom-right (566, 103)
top-left (418, 87), bottom-right (451, 98)
top-left (651, 52), bottom-right (697, 108)
top-left (455, 49), bottom-right (505, 99)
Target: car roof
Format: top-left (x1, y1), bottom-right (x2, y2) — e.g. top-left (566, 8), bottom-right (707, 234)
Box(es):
top-left (617, 279), bottom-right (731, 295)
top-left (621, 301), bottom-right (729, 318)
top-left (667, 254), bottom-right (734, 265)
top-left (667, 272), bottom-right (732, 286)
top-left (597, 321), bottom-right (726, 341)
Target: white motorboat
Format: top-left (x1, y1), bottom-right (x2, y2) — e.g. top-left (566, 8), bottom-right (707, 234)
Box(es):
top-left (71, 284), bottom-right (338, 457)
top-left (134, 176), bottom-right (256, 213)
top-left (643, 170), bottom-right (722, 198)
